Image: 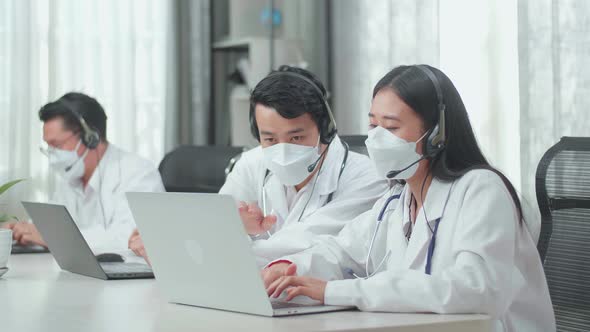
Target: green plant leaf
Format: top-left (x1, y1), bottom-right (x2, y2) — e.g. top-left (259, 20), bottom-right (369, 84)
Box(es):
top-left (0, 213), bottom-right (18, 223)
top-left (0, 179), bottom-right (25, 196)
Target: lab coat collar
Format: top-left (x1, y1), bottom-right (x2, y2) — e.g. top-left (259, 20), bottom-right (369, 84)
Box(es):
top-left (66, 144), bottom-right (114, 197)
top-left (400, 176), bottom-right (454, 229)
top-left (315, 135), bottom-right (346, 197)
top-left (263, 172), bottom-right (289, 222)
top-left (86, 144), bottom-right (116, 194)
top-left (400, 176), bottom-right (454, 270)
top-left (423, 176), bottom-right (455, 223)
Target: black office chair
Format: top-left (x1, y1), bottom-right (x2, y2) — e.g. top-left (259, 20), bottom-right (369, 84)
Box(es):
top-left (535, 136), bottom-right (590, 331)
top-left (340, 135), bottom-right (368, 156)
top-left (158, 145), bottom-right (244, 193)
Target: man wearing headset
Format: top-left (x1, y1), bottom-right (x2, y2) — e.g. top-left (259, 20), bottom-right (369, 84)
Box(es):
top-left (2, 92), bottom-right (164, 251)
top-left (220, 66), bottom-right (388, 267)
top-left (129, 66), bottom-right (388, 265)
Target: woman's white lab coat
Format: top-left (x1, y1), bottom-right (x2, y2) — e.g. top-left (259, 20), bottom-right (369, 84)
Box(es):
top-left (278, 169), bottom-right (555, 332)
top-left (219, 135), bottom-right (389, 267)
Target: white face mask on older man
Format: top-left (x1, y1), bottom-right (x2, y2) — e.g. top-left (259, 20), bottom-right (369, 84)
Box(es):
top-left (43, 139), bottom-right (88, 183)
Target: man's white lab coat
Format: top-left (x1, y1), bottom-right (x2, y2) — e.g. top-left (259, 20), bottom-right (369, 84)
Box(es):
top-left (52, 144), bottom-right (164, 252)
top-left (220, 135), bottom-right (389, 267)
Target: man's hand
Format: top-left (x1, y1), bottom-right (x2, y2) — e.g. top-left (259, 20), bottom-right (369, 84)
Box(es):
top-left (128, 228), bottom-right (150, 265)
top-left (8, 222), bottom-right (47, 247)
top-left (266, 263), bottom-right (327, 303)
top-left (0, 222), bottom-right (15, 230)
top-left (238, 201), bottom-right (277, 235)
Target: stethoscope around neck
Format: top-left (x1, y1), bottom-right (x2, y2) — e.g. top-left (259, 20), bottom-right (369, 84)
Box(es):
top-left (350, 183), bottom-right (452, 279)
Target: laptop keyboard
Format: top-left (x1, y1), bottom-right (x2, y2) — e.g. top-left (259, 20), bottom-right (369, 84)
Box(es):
top-left (100, 262), bottom-right (152, 273)
top-left (271, 301), bottom-right (313, 309)
top-left (11, 244), bottom-right (49, 254)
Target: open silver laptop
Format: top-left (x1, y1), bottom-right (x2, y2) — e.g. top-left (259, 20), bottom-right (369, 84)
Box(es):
top-left (21, 201), bottom-right (153, 280)
top-left (126, 192), bottom-right (354, 317)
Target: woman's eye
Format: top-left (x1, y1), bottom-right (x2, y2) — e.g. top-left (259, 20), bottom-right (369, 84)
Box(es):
top-left (263, 138), bottom-right (274, 143)
top-left (291, 136), bottom-right (302, 142)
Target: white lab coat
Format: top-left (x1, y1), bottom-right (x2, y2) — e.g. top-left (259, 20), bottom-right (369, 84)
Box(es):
top-left (277, 169), bottom-right (555, 332)
top-left (51, 144), bottom-right (164, 252)
top-left (219, 135), bottom-right (389, 267)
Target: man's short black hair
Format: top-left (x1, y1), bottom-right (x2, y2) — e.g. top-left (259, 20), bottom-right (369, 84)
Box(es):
top-left (249, 65), bottom-right (335, 144)
top-left (39, 92), bottom-right (107, 141)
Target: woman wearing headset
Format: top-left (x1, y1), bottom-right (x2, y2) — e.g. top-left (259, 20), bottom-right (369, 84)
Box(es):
top-left (262, 65), bottom-right (555, 331)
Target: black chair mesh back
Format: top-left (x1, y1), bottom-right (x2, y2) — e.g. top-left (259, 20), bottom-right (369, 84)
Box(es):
top-left (536, 136), bottom-right (590, 331)
top-left (158, 145), bottom-right (244, 193)
top-left (340, 135), bottom-right (368, 156)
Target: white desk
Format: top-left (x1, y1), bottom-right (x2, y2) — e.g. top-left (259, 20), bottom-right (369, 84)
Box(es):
top-left (0, 254), bottom-right (491, 332)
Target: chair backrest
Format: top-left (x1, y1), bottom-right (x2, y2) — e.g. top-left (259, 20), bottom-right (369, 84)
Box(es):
top-left (535, 136), bottom-right (590, 331)
top-left (158, 145), bottom-right (244, 193)
top-left (340, 135), bottom-right (368, 156)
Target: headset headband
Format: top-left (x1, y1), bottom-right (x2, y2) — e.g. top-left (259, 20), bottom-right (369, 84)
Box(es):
top-left (267, 71), bottom-right (337, 143)
top-left (59, 98), bottom-right (100, 149)
top-left (416, 65), bottom-right (446, 153)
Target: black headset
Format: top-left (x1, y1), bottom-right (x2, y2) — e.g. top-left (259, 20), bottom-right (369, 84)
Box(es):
top-left (59, 99), bottom-right (101, 150)
top-left (256, 70), bottom-right (350, 219)
top-left (385, 65), bottom-right (447, 179)
top-left (249, 70), bottom-right (338, 144)
top-left (416, 65), bottom-right (446, 158)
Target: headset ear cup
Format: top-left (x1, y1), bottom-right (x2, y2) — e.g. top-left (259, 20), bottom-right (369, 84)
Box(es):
top-left (319, 114), bottom-right (337, 144)
top-left (84, 130), bottom-right (100, 149)
top-left (416, 65), bottom-right (446, 158)
top-left (322, 103), bottom-right (337, 144)
top-left (425, 125), bottom-right (439, 157)
top-left (327, 125), bottom-right (336, 143)
top-left (320, 114), bottom-right (329, 144)
top-left (327, 114), bottom-right (337, 142)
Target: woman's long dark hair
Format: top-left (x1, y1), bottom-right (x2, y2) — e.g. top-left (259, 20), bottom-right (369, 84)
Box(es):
top-left (373, 65), bottom-right (524, 222)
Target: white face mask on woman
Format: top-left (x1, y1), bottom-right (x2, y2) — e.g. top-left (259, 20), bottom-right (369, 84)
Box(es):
top-left (262, 137), bottom-right (322, 186)
top-left (365, 126), bottom-right (427, 180)
top-left (45, 139), bottom-right (88, 183)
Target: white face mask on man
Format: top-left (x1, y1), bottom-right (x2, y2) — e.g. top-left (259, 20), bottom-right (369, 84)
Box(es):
top-left (45, 139), bottom-right (88, 183)
top-left (262, 137), bottom-right (322, 186)
top-left (365, 126), bottom-right (428, 180)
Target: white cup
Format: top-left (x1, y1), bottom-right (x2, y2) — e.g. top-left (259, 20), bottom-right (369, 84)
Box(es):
top-left (0, 228), bottom-right (12, 268)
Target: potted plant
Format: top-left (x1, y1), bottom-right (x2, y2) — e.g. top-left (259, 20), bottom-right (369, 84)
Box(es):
top-left (0, 179), bottom-right (25, 223)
